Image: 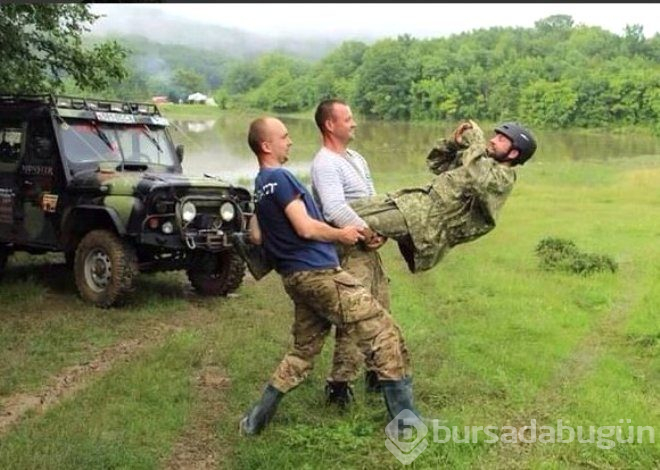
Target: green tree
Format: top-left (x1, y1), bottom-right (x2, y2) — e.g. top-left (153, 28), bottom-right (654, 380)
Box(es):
top-left (354, 36), bottom-right (421, 120)
top-left (241, 53), bottom-right (312, 112)
top-left (0, 4), bottom-right (127, 93)
top-left (224, 61), bottom-right (262, 95)
top-left (623, 24), bottom-right (648, 56)
top-left (173, 68), bottom-right (208, 96)
top-left (313, 41), bottom-right (367, 101)
top-left (519, 80), bottom-right (578, 127)
top-left (534, 14), bottom-right (574, 33)
top-left (410, 77), bottom-right (460, 120)
top-left (570, 73), bottom-right (616, 127)
top-left (213, 88), bottom-right (230, 110)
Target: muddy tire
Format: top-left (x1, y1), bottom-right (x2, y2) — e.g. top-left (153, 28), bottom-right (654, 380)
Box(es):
top-left (74, 230), bottom-right (138, 308)
top-left (187, 250), bottom-right (245, 296)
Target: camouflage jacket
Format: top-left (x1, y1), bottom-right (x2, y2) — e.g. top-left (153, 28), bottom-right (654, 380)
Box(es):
top-left (390, 123), bottom-right (516, 273)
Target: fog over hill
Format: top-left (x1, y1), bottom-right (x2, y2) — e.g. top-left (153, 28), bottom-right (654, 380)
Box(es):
top-left (90, 4), bottom-right (345, 60)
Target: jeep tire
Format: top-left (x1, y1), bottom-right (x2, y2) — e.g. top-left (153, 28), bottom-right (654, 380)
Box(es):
top-left (187, 250), bottom-right (245, 296)
top-left (74, 230), bottom-right (138, 308)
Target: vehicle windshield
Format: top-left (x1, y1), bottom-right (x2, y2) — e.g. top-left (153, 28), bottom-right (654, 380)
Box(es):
top-left (58, 119), bottom-right (177, 167)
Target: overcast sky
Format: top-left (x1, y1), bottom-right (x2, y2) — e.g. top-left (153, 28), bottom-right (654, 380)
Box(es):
top-left (91, 3), bottom-right (660, 39)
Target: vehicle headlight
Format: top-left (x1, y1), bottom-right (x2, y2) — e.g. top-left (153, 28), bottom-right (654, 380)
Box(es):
top-left (182, 201), bottom-right (197, 222)
top-left (219, 202), bottom-right (236, 222)
top-left (161, 221), bottom-right (174, 234)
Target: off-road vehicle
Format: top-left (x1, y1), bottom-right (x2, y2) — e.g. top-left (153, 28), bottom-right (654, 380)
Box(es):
top-left (0, 94), bottom-right (253, 307)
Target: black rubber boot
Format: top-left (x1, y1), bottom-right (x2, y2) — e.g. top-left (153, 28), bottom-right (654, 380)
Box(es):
top-left (239, 384), bottom-right (284, 436)
top-left (364, 370), bottom-right (381, 393)
top-left (381, 377), bottom-right (425, 437)
top-left (324, 380), bottom-right (354, 408)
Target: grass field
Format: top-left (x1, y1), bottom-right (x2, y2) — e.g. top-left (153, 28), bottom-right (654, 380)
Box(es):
top-left (0, 156), bottom-right (658, 468)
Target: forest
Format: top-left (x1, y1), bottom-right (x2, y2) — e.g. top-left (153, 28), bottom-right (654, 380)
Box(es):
top-left (3, 5), bottom-right (659, 130)
top-left (106, 15), bottom-right (660, 130)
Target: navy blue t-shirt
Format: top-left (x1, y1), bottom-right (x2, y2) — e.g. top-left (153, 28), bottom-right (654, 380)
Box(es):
top-left (254, 167), bottom-right (339, 274)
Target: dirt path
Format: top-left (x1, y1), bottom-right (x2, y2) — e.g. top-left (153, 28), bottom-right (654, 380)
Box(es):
top-left (0, 304), bottom-right (221, 437)
top-left (0, 323), bottom-right (180, 436)
top-left (163, 361), bottom-right (233, 470)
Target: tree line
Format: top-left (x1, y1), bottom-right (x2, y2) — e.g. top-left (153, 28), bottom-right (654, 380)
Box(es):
top-left (2, 5), bottom-right (659, 131)
top-left (210, 15), bottom-right (660, 131)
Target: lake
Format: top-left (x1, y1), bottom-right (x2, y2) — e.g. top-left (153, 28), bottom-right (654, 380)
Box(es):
top-left (169, 114), bottom-right (660, 186)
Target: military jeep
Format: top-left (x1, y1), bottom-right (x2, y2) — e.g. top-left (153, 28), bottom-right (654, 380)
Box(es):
top-left (0, 94), bottom-right (253, 307)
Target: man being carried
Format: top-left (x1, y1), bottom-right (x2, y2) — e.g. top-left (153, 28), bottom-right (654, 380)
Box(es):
top-left (349, 120), bottom-right (537, 273)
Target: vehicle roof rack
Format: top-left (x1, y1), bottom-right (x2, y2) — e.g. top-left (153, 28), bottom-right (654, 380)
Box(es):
top-left (0, 93), bottom-right (162, 116)
top-left (0, 94), bottom-right (54, 105)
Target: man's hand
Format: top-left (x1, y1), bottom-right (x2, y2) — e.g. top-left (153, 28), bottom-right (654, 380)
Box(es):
top-left (365, 233), bottom-right (387, 250)
top-left (337, 226), bottom-right (365, 245)
top-left (359, 225), bottom-right (387, 250)
top-left (453, 121), bottom-right (473, 145)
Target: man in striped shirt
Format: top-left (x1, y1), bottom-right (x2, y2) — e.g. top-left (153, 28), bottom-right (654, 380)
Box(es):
top-left (310, 99), bottom-right (411, 407)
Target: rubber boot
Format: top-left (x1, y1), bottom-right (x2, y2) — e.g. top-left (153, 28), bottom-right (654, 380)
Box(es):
top-left (324, 380), bottom-right (354, 408)
top-left (381, 377), bottom-right (425, 438)
top-left (239, 384), bottom-right (284, 436)
top-left (364, 369), bottom-right (381, 393)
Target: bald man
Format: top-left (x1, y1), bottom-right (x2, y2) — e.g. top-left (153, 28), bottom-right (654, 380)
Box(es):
top-left (239, 117), bottom-right (423, 437)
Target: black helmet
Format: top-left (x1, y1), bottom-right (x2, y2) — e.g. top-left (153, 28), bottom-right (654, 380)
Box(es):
top-left (494, 122), bottom-right (537, 165)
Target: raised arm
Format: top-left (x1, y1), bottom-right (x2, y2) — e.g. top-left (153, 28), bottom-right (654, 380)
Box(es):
top-left (426, 120), bottom-right (486, 174)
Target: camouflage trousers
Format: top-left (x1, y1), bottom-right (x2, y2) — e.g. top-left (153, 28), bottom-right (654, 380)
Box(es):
top-left (349, 196), bottom-right (409, 241)
top-left (329, 245), bottom-right (411, 382)
top-left (269, 268), bottom-right (407, 393)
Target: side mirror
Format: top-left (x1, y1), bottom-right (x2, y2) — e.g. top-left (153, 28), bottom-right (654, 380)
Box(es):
top-left (175, 144), bottom-right (184, 163)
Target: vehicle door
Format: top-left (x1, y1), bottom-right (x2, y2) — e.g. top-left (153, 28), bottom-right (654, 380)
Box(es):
top-left (0, 114), bottom-right (25, 241)
top-left (17, 111), bottom-right (63, 247)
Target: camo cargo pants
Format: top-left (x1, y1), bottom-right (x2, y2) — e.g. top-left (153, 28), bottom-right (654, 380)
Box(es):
top-left (269, 267), bottom-right (407, 393)
top-left (329, 245), bottom-right (411, 382)
top-left (349, 195), bottom-right (410, 241)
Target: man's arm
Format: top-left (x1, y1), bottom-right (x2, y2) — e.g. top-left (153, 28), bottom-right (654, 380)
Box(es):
top-left (426, 120), bottom-right (485, 175)
top-left (284, 197), bottom-right (364, 245)
top-left (248, 214), bottom-right (262, 245)
top-left (426, 139), bottom-right (461, 175)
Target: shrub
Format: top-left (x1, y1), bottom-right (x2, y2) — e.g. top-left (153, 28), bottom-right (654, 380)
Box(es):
top-left (535, 237), bottom-right (618, 275)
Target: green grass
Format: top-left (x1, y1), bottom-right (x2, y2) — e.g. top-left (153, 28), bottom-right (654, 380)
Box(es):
top-left (159, 103), bottom-right (269, 121)
top-left (0, 330), bottom-right (204, 468)
top-left (159, 103), bottom-right (226, 119)
top-left (0, 157), bottom-right (658, 468)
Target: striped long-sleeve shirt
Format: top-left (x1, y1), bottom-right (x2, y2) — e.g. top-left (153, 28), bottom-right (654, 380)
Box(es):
top-left (310, 146), bottom-right (376, 228)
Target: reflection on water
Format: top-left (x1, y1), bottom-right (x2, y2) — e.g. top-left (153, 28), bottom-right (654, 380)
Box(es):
top-left (168, 115), bottom-right (660, 186)
top-left (182, 120), bottom-right (216, 134)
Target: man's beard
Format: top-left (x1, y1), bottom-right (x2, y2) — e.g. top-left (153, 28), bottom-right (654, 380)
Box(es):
top-left (486, 145), bottom-right (509, 162)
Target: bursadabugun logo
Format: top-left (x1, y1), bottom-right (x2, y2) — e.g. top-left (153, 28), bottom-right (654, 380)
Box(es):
top-left (383, 415), bottom-right (655, 465)
top-left (384, 409), bottom-right (429, 465)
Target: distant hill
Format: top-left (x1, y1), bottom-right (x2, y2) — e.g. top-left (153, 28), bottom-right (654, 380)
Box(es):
top-left (90, 4), bottom-right (340, 61)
